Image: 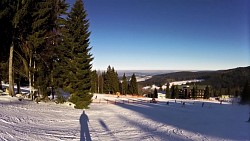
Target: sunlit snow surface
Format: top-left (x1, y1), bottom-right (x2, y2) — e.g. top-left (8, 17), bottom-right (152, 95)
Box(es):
top-left (0, 94), bottom-right (249, 141)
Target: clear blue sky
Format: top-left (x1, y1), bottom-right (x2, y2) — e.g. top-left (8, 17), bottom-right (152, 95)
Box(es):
top-left (67, 0), bottom-right (249, 70)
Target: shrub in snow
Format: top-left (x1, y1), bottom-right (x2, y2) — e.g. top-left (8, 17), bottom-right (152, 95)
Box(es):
top-left (56, 94), bottom-right (66, 104)
top-left (69, 93), bottom-right (93, 109)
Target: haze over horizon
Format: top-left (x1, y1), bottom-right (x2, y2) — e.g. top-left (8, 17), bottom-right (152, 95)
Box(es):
top-left (107, 67), bottom-right (249, 76)
top-left (67, 0), bottom-right (250, 70)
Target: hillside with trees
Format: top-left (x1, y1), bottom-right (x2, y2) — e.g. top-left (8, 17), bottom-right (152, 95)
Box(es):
top-left (140, 66), bottom-right (250, 97)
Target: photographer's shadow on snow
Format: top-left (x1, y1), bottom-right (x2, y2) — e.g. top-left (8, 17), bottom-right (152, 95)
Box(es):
top-left (80, 110), bottom-right (91, 141)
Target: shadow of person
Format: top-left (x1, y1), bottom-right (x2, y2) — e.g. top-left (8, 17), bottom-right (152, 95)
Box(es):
top-left (80, 110), bottom-right (91, 141)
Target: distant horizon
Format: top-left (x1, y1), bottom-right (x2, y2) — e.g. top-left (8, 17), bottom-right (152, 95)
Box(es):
top-left (92, 66), bottom-right (249, 76)
top-left (92, 65), bottom-right (249, 72)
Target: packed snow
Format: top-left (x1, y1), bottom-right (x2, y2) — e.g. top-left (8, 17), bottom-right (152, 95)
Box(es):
top-left (0, 94), bottom-right (250, 141)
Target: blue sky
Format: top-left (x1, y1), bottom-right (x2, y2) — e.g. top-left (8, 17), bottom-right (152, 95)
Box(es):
top-left (67, 0), bottom-right (249, 70)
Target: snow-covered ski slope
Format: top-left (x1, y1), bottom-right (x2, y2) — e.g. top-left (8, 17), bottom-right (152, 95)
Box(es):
top-left (0, 94), bottom-right (249, 141)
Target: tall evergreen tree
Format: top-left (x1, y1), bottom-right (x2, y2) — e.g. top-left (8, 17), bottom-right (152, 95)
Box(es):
top-left (90, 70), bottom-right (103, 93)
top-left (0, 0), bottom-right (35, 96)
top-left (103, 66), bottom-right (119, 94)
top-left (165, 83), bottom-right (170, 98)
top-left (170, 85), bottom-right (179, 99)
top-left (63, 0), bottom-right (93, 109)
top-left (2, 0), bottom-right (20, 96)
top-left (98, 72), bottom-right (104, 93)
top-left (174, 86), bottom-right (179, 99)
top-left (112, 67), bottom-right (119, 93)
top-left (122, 73), bottom-right (127, 95)
top-left (130, 73), bottom-right (138, 94)
top-left (0, 0), bottom-right (13, 63)
top-left (90, 70), bottom-right (98, 93)
top-left (153, 88), bottom-right (158, 98)
top-left (240, 81), bottom-right (250, 104)
top-left (171, 85), bottom-right (175, 99)
top-left (204, 85), bottom-right (210, 99)
top-left (28, 0), bottom-right (68, 98)
top-left (0, 63), bottom-right (8, 84)
top-left (103, 66), bottom-right (112, 93)
top-left (103, 71), bottom-right (109, 93)
top-left (127, 83), bottom-right (132, 94)
top-left (192, 86), bottom-right (197, 99)
top-left (0, 0), bottom-right (13, 90)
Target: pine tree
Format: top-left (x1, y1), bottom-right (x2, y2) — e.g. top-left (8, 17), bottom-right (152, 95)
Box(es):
top-left (103, 71), bottom-right (109, 93)
top-left (130, 73), bottom-right (138, 95)
top-left (90, 71), bottom-right (103, 93)
top-left (170, 85), bottom-right (179, 99)
top-left (240, 81), bottom-right (250, 104)
top-left (90, 70), bottom-right (98, 93)
top-left (192, 86), bottom-right (197, 99)
top-left (102, 66), bottom-right (119, 94)
top-left (0, 0), bottom-right (12, 92)
top-left (171, 85), bottom-right (175, 99)
top-left (29, 0), bottom-right (68, 98)
top-left (122, 73), bottom-right (127, 95)
top-left (0, 0), bottom-right (36, 96)
top-left (0, 0), bottom-right (13, 64)
top-left (98, 72), bottom-right (104, 93)
top-left (64, 0), bottom-right (93, 109)
top-left (174, 86), bottom-right (179, 99)
top-left (204, 85), bottom-right (210, 99)
top-left (103, 66), bottom-right (112, 94)
top-left (153, 88), bottom-right (158, 98)
top-left (112, 67), bottom-right (119, 93)
top-left (127, 83), bottom-right (132, 94)
top-left (165, 83), bottom-right (170, 98)
top-left (0, 63), bottom-right (8, 87)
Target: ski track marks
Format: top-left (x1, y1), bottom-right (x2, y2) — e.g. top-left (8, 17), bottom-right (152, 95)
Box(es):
top-left (87, 103), bottom-right (210, 141)
top-left (0, 98), bottom-right (82, 141)
top-left (1, 95), bottom-right (249, 141)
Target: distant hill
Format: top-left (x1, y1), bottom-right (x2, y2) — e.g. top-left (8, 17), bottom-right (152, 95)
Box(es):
top-left (116, 70), bottom-right (180, 77)
top-left (139, 66), bottom-right (250, 90)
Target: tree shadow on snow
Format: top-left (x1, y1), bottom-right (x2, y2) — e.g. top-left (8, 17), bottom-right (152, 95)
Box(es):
top-left (80, 111), bottom-right (92, 141)
top-left (0, 97), bottom-right (31, 106)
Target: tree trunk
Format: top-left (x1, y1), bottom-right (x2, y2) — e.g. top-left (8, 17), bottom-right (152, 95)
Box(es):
top-left (17, 75), bottom-right (21, 94)
top-left (0, 80), bottom-right (2, 90)
top-left (9, 43), bottom-right (14, 96)
top-left (29, 55), bottom-right (32, 94)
